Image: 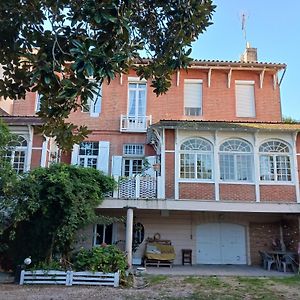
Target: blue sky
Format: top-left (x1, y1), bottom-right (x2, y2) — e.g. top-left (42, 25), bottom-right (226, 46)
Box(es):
top-left (191, 0), bottom-right (300, 120)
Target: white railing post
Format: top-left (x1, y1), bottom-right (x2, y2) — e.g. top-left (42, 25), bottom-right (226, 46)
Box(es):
top-left (113, 176), bottom-right (119, 198)
top-left (135, 175), bottom-right (141, 198)
top-left (114, 271), bottom-right (120, 287)
top-left (19, 270), bottom-right (25, 285)
top-left (66, 270), bottom-right (73, 286)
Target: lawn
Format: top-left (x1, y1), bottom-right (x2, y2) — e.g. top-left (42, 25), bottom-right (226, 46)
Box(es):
top-left (0, 275), bottom-right (299, 300)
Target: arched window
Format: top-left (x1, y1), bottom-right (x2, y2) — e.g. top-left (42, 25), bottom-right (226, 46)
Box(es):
top-left (180, 138), bottom-right (213, 180)
top-left (259, 140), bottom-right (292, 182)
top-left (219, 139), bottom-right (253, 181)
top-left (5, 135), bottom-right (28, 174)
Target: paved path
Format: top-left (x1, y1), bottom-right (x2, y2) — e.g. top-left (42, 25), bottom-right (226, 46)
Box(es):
top-left (140, 264), bottom-right (296, 277)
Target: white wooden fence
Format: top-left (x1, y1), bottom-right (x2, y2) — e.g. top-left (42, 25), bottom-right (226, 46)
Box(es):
top-left (20, 270), bottom-right (120, 287)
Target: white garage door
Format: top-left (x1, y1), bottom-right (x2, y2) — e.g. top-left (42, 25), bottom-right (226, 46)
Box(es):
top-left (196, 223), bottom-right (247, 264)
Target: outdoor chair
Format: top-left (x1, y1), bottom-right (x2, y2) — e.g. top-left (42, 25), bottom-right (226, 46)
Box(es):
top-left (259, 251), bottom-right (276, 271)
top-left (281, 254), bottom-right (297, 273)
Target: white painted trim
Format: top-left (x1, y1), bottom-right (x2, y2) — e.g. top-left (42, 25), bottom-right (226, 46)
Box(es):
top-left (26, 125), bottom-right (34, 172)
top-left (128, 76), bottom-right (147, 82)
top-left (31, 147), bottom-right (43, 150)
top-left (235, 80), bottom-right (255, 85)
top-left (40, 137), bottom-right (49, 167)
top-left (219, 181), bottom-right (255, 185)
top-left (253, 132), bottom-right (261, 202)
top-left (207, 68), bottom-right (212, 88)
top-left (292, 132), bottom-right (300, 203)
top-left (259, 69), bottom-right (265, 89)
top-left (120, 74), bottom-right (123, 85)
top-left (213, 131), bottom-right (220, 201)
top-left (174, 129), bottom-right (179, 200)
top-left (273, 73), bottom-right (278, 90)
top-left (161, 129), bottom-right (166, 199)
top-left (176, 71), bottom-right (180, 86)
top-left (246, 224), bottom-right (251, 265)
top-left (227, 68), bottom-right (232, 88)
top-left (178, 179), bottom-right (214, 183)
top-left (184, 79), bottom-right (203, 83)
top-left (165, 150), bottom-right (175, 153)
top-left (258, 182), bottom-right (295, 186)
top-left (100, 199), bottom-right (300, 213)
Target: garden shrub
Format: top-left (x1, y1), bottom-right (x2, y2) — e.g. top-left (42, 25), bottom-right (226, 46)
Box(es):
top-left (73, 245), bottom-right (127, 275)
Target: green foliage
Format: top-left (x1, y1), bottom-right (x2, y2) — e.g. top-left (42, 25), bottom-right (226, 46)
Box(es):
top-left (0, 163), bottom-right (115, 269)
top-left (0, 1), bottom-right (216, 149)
top-left (282, 116), bottom-right (299, 123)
top-left (73, 245), bottom-right (127, 275)
top-left (31, 260), bottom-right (64, 271)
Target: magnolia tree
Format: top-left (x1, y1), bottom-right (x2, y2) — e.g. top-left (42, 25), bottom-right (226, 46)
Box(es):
top-left (0, 163), bottom-right (115, 269)
top-left (0, 0), bottom-right (215, 149)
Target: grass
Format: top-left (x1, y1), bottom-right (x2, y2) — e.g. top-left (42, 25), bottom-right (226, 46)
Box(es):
top-left (144, 274), bottom-right (168, 285)
top-left (144, 275), bottom-right (300, 300)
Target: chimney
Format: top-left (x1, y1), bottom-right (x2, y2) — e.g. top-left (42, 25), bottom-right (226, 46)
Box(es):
top-left (240, 42), bottom-right (257, 62)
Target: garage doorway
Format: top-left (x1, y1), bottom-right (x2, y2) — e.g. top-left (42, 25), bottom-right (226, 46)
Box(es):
top-left (196, 223), bottom-right (247, 264)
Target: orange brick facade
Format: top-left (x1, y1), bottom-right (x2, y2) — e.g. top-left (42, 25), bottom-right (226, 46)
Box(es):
top-left (179, 183), bottom-right (215, 200)
top-left (260, 185), bottom-right (297, 203)
top-left (220, 184), bottom-right (256, 202)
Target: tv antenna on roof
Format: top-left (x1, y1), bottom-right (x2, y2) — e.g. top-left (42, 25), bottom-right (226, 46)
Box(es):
top-left (241, 12), bottom-right (248, 46)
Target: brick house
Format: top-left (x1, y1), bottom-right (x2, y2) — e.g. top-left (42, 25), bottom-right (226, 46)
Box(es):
top-left (1, 45), bottom-right (300, 267)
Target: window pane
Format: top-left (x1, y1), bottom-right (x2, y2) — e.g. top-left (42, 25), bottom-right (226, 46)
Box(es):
top-left (260, 155), bottom-right (274, 181)
top-left (276, 156), bottom-right (291, 181)
top-left (184, 82), bottom-right (202, 116)
top-left (180, 153), bottom-right (195, 179)
top-left (196, 153), bottom-right (212, 179)
top-left (236, 154), bottom-right (252, 181)
top-left (220, 154), bottom-right (235, 180)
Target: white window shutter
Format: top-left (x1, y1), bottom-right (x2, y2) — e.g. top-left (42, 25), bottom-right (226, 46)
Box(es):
top-left (143, 156), bottom-right (156, 177)
top-left (111, 156), bottom-right (123, 177)
top-left (236, 83), bottom-right (255, 117)
top-left (97, 141), bottom-right (110, 174)
top-left (71, 144), bottom-right (79, 165)
top-left (184, 82), bottom-right (202, 113)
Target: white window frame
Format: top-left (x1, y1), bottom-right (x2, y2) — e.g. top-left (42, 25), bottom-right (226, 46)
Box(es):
top-left (81, 82), bottom-right (102, 117)
top-left (259, 140), bottom-right (292, 183)
top-left (123, 144), bottom-right (145, 157)
top-left (127, 81), bottom-right (147, 117)
top-left (78, 141), bottom-right (99, 168)
top-left (184, 79), bottom-right (203, 116)
top-left (93, 223), bottom-right (115, 246)
top-left (4, 135), bottom-right (28, 174)
top-left (122, 158), bottom-right (143, 177)
top-left (219, 139), bottom-right (254, 182)
top-left (179, 138), bottom-right (213, 181)
top-left (35, 93), bottom-right (41, 112)
top-left (235, 80), bottom-right (256, 118)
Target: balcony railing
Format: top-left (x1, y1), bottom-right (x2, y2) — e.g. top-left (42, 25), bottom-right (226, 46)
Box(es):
top-left (115, 175), bottom-right (157, 199)
top-left (120, 115), bottom-right (152, 132)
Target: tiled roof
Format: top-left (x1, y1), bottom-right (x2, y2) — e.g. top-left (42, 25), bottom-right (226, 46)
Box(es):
top-left (0, 115), bottom-right (43, 125)
top-left (0, 108), bottom-right (9, 116)
top-left (151, 120), bottom-right (300, 132)
top-left (138, 58), bottom-right (286, 70)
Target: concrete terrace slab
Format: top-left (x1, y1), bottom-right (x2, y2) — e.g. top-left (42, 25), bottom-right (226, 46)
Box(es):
top-left (140, 265), bottom-right (297, 277)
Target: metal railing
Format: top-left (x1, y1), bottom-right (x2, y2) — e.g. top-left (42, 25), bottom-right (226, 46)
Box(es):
top-left (120, 115), bottom-right (152, 132)
top-left (116, 175), bottom-right (157, 199)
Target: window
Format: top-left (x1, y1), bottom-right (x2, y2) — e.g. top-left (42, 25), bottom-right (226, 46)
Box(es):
top-left (123, 144), bottom-right (144, 156)
top-left (128, 82), bottom-right (146, 117)
top-left (235, 81), bottom-right (255, 117)
top-left (259, 140), bottom-right (292, 182)
top-left (180, 138), bottom-right (212, 179)
top-left (35, 94), bottom-right (41, 112)
top-left (123, 159), bottom-right (143, 177)
top-left (219, 139), bottom-right (253, 181)
top-left (184, 80), bottom-right (202, 116)
top-left (94, 224), bottom-right (113, 245)
top-left (78, 142), bottom-right (99, 168)
top-left (4, 135), bottom-right (28, 174)
top-left (82, 83), bottom-right (102, 117)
